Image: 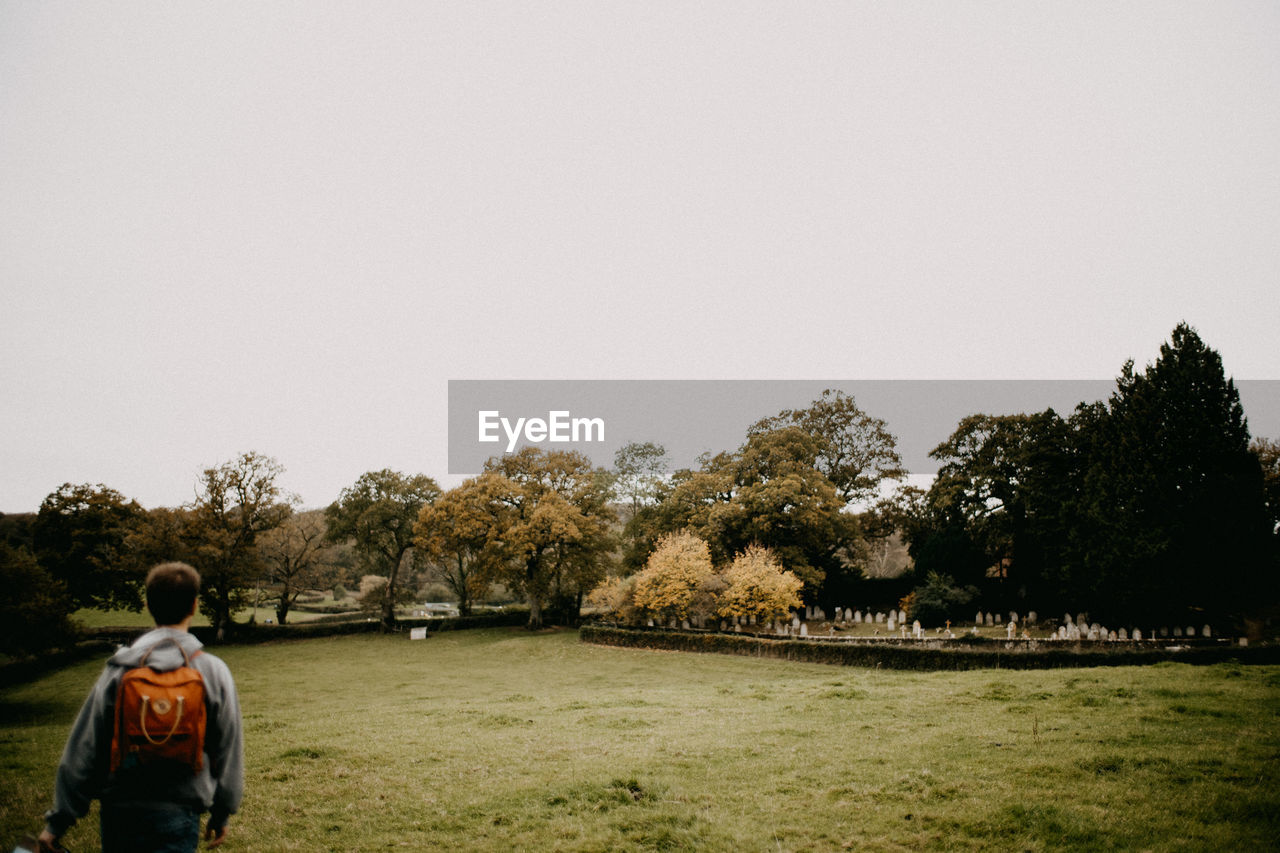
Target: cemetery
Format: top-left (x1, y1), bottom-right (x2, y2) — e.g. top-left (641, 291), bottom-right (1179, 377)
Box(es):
top-left (584, 605), bottom-right (1276, 672)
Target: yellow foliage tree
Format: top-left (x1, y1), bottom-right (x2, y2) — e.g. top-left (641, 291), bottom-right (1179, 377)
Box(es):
top-left (717, 545), bottom-right (803, 623)
top-left (586, 574), bottom-right (639, 624)
top-left (631, 532), bottom-right (719, 622)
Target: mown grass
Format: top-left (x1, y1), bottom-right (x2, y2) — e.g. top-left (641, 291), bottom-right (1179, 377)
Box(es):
top-left (2, 629), bottom-right (1277, 851)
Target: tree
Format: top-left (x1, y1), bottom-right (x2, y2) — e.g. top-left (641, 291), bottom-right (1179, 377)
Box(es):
top-left (32, 483), bottom-right (147, 612)
top-left (642, 427), bottom-right (859, 604)
top-left (326, 469), bottom-right (441, 630)
top-left (1085, 324), bottom-right (1271, 622)
top-left (0, 543), bottom-right (76, 658)
top-left (190, 451), bottom-right (296, 638)
top-left (257, 509), bottom-right (340, 624)
top-left (631, 532), bottom-right (721, 623)
top-left (1252, 437), bottom-right (1280, 534)
top-left (925, 410), bottom-right (1073, 599)
top-left (481, 448), bottom-right (616, 629)
top-left (717, 545), bottom-right (803, 623)
top-left (750, 389), bottom-right (905, 505)
top-left (413, 477), bottom-right (499, 617)
top-left (612, 441), bottom-right (670, 518)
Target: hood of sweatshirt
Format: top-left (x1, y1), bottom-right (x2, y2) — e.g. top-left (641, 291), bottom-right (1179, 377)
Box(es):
top-left (109, 627), bottom-right (205, 672)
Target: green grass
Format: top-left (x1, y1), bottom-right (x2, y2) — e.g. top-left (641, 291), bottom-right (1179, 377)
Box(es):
top-left (2, 629), bottom-right (1277, 851)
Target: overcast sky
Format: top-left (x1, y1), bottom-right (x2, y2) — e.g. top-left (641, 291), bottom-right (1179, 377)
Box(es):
top-left (2, 1), bottom-right (1278, 513)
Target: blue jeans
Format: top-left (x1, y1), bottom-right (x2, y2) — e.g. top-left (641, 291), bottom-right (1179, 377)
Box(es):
top-left (100, 804), bottom-right (201, 853)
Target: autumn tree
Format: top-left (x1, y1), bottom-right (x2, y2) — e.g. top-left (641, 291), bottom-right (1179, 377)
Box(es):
top-left (643, 427), bottom-right (859, 603)
top-left (258, 509), bottom-right (340, 624)
top-left (481, 448), bottom-right (616, 629)
top-left (413, 476), bottom-right (499, 616)
top-left (631, 532), bottom-right (721, 623)
top-left (717, 545), bottom-right (803, 623)
top-left (326, 469), bottom-right (440, 630)
top-left (190, 451), bottom-right (297, 638)
top-left (32, 483), bottom-right (147, 612)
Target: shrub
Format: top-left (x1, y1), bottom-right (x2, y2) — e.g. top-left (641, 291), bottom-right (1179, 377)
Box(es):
top-left (333, 584), bottom-right (347, 601)
top-left (907, 572), bottom-right (980, 627)
top-left (632, 532), bottom-right (720, 623)
top-left (717, 546), bottom-right (803, 623)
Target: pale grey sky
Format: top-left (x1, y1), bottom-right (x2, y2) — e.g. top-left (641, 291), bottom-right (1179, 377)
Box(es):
top-left (2, 2), bottom-right (1278, 512)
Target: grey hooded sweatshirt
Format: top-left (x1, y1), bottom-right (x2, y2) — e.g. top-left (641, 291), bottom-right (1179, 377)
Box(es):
top-left (43, 627), bottom-right (244, 838)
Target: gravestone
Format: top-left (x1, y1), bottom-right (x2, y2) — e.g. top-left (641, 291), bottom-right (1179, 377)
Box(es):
top-left (1064, 612), bottom-right (1073, 625)
top-left (1027, 611), bottom-right (1038, 624)
top-left (1133, 629), bottom-right (1142, 641)
top-left (986, 613), bottom-right (994, 627)
top-left (1160, 627), bottom-right (1168, 637)
top-left (976, 611), bottom-right (984, 626)
top-left (1006, 621), bottom-right (1016, 639)
top-left (1077, 613), bottom-right (1088, 629)
top-left (682, 619), bottom-right (691, 630)
top-left (410, 627), bottom-right (427, 640)
top-left (1173, 627), bottom-right (1182, 637)
top-left (898, 609), bottom-right (907, 623)
top-left (647, 619), bottom-right (654, 627)
top-left (1118, 628), bottom-right (1128, 640)
top-left (749, 614), bottom-right (757, 626)
top-left (876, 612), bottom-right (884, 623)
top-left (913, 621), bottom-right (922, 639)
top-left (734, 624), bottom-right (741, 632)
top-left (1010, 612), bottom-right (1019, 624)
top-left (792, 615), bottom-right (801, 630)
top-left (887, 615), bottom-right (897, 632)
top-left (720, 620), bottom-right (728, 631)
top-left (800, 623), bottom-right (809, 637)
top-left (1108, 631), bottom-right (1117, 641)
top-left (1186, 626), bottom-right (1195, 638)
top-left (1202, 625), bottom-right (1211, 638)
top-left (854, 610), bottom-right (862, 623)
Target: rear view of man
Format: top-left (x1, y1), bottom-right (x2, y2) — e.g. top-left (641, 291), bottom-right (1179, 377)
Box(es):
top-left (39, 562), bottom-right (244, 852)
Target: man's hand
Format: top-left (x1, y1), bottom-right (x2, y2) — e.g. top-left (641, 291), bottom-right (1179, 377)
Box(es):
top-left (36, 829), bottom-right (67, 852)
top-left (204, 822), bottom-right (229, 849)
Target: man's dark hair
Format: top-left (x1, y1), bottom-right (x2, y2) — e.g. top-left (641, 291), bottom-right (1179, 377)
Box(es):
top-left (145, 562), bottom-right (201, 625)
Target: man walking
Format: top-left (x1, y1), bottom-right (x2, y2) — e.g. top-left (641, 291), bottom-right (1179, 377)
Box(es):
top-left (39, 561), bottom-right (244, 852)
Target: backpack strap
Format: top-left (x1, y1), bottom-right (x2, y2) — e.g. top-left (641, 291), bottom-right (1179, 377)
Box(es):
top-left (138, 636), bottom-right (202, 668)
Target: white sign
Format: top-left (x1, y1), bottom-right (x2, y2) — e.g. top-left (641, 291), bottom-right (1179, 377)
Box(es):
top-left (410, 628), bottom-right (427, 640)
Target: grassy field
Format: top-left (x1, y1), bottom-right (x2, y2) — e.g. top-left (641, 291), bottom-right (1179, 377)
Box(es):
top-left (2, 628), bottom-right (1277, 851)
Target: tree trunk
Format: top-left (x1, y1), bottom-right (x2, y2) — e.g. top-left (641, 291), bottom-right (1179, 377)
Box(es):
top-left (527, 593), bottom-right (543, 630)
